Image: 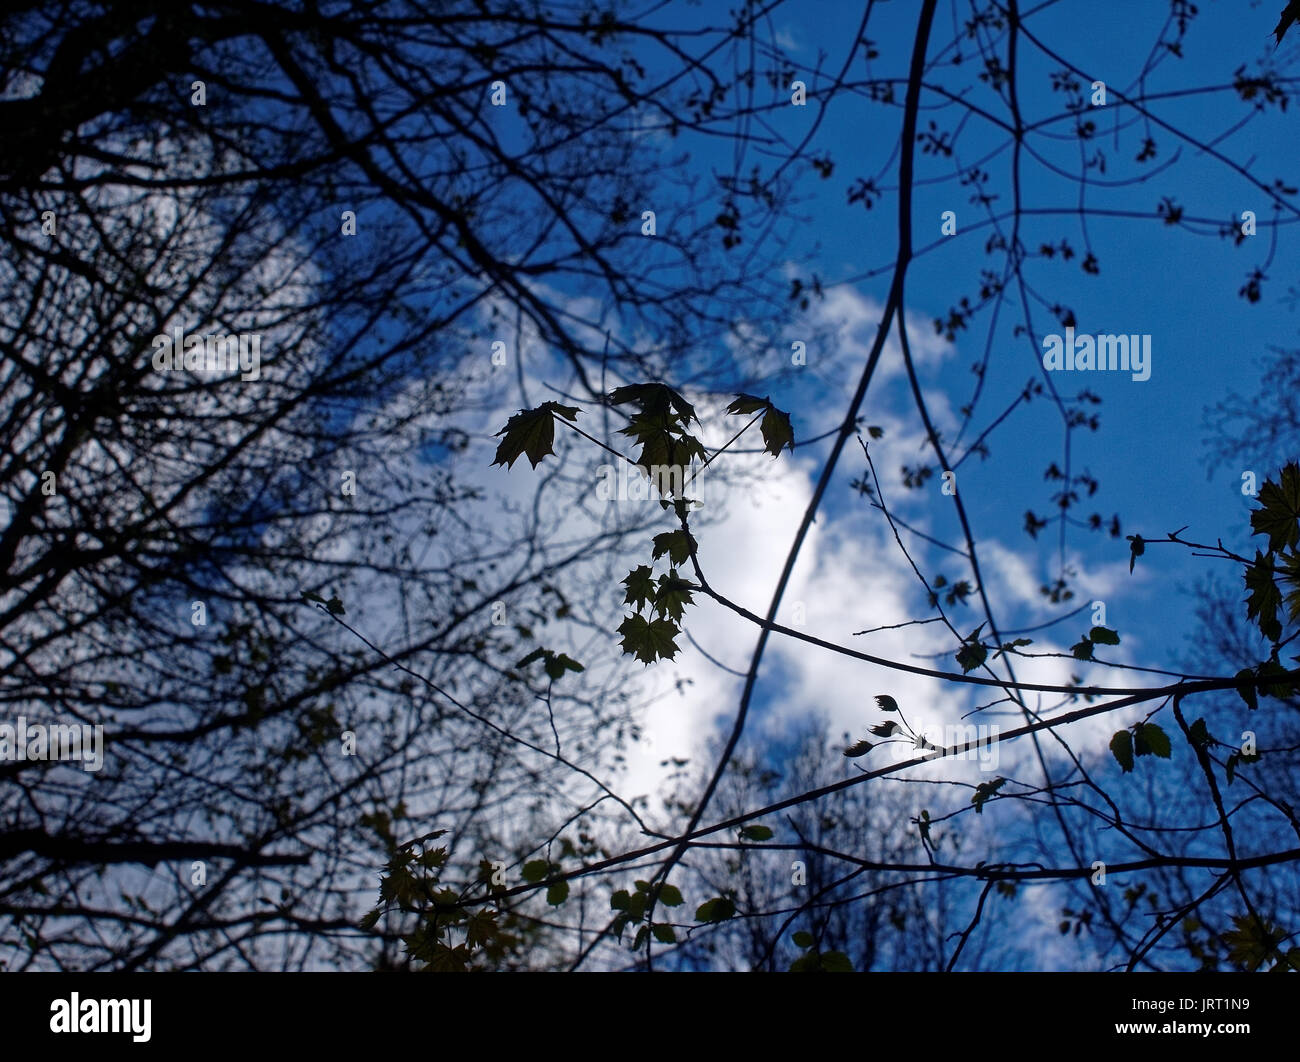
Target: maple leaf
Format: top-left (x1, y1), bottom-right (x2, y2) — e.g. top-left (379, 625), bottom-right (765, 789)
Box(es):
top-left (651, 529), bottom-right (696, 565)
top-left (609, 383), bottom-right (697, 425)
top-left (622, 565), bottom-right (656, 612)
top-left (653, 569), bottom-right (698, 622)
top-left (492, 402), bottom-right (580, 469)
top-left (725, 393), bottom-right (767, 415)
top-left (1245, 551), bottom-right (1283, 642)
top-left (1250, 461), bottom-right (1300, 552)
top-left (617, 613), bottom-right (681, 664)
top-left (725, 394), bottom-right (795, 456)
top-left (759, 404), bottom-right (794, 456)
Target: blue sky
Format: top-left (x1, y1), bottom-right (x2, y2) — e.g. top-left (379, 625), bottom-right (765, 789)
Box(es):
top-left (677, 0), bottom-right (1299, 674)
top-left (402, 0), bottom-right (1300, 967)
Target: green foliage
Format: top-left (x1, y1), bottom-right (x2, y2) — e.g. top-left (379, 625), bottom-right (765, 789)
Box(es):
top-left (1089, 626), bottom-right (1120, 645)
top-left (609, 383), bottom-right (697, 426)
top-left (1221, 914), bottom-right (1294, 971)
top-left (789, 936), bottom-right (854, 971)
top-left (1133, 721), bottom-right (1171, 759)
top-left (651, 529), bottom-right (697, 565)
top-left (609, 879), bottom-right (685, 948)
top-left (610, 383), bottom-right (704, 490)
top-left (1072, 625), bottom-right (1120, 661)
top-left (492, 402), bottom-right (580, 470)
top-left (993, 637), bottom-right (1032, 659)
top-left (1224, 746), bottom-right (1262, 785)
top-left (1233, 667), bottom-right (1259, 710)
top-left (301, 590), bottom-right (346, 616)
top-left (1242, 464), bottom-right (1300, 646)
top-left (725, 394), bottom-right (795, 456)
top-left (955, 624), bottom-right (988, 673)
top-left (695, 896), bottom-right (737, 923)
top-left (617, 613), bottom-right (681, 664)
top-left (1250, 462), bottom-right (1300, 551)
top-left (1109, 729), bottom-right (1134, 773)
top-left (970, 777), bottom-right (1006, 814)
top-left (738, 824), bottom-right (773, 841)
top-left (618, 539), bottom-right (698, 665)
top-left (653, 571), bottom-right (698, 622)
top-left (359, 831), bottom-right (518, 971)
top-left (515, 647), bottom-right (585, 681)
top-left (1110, 722), bottom-right (1171, 772)
top-left (522, 859), bottom-right (551, 884)
top-left (657, 884), bottom-right (685, 907)
top-left (621, 565), bottom-right (656, 612)
top-left (1245, 552), bottom-right (1283, 642)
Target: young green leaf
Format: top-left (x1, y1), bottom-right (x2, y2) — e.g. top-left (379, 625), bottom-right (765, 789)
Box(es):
top-left (651, 529), bottom-right (696, 566)
top-left (544, 653), bottom-right (584, 680)
top-left (653, 570), bottom-right (698, 622)
top-left (759, 404), bottom-right (794, 457)
top-left (994, 637), bottom-right (1033, 658)
top-left (616, 613), bottom-right (682, 664)
top-left (1133, 721), bottom-right (1172, 759)
top-left (546, 880), bottom-right (570, 906)
top-left (622, 565), bottom-right (656, 612)
top-left (725, 393), bottom-right (768, 416)
top-left (970, 777), bottom-right (1006, 814)
top-left (521, 859), bottom-right (550, 883)
top-left (1250, 462), bottom-right (1300, 552)
top-left (956, 638), bottom-right (988, 673)
top-left (695, 897), bottom-right (736, 923)
top-left (651, 923), bottom-right (676, 944)
top-left (492, 402), bottom-right (580, 470)
top-left (738, 824), bottom-right (773, 842)
top-left (1245, 552), bottom-right (1283, 642)
top-left (609, 383), bottom-right (697, 426)
top-left (657, 884), bottom-right (685, 907)
top-left (1233, 668), bottom-right (1259, 711)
